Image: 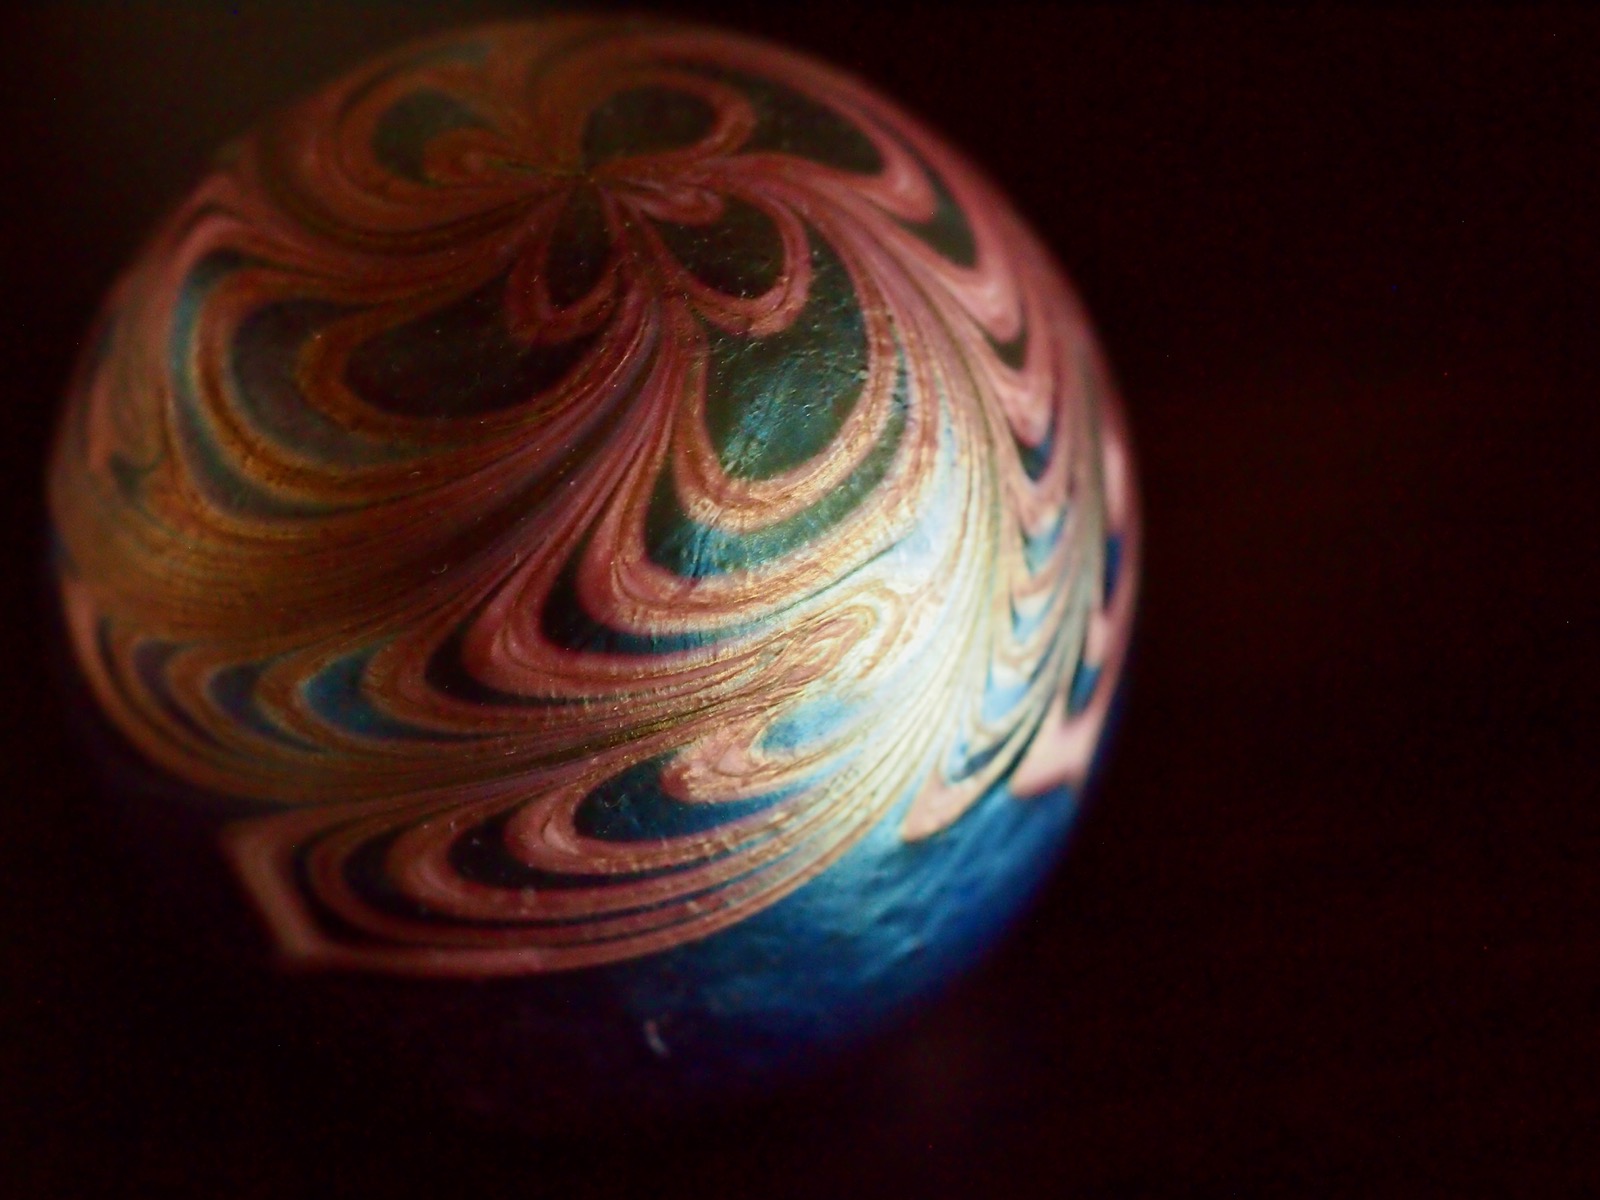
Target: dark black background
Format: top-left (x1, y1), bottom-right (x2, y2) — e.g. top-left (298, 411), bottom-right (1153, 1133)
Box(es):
top-left (2, 3), bottom-right (1595, 1194)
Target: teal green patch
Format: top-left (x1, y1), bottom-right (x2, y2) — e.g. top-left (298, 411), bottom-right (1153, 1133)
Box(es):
top-left (303, 649), bottom-right (468, 742)
top-left (702, 231), bottom-right (866, 480)
top-left (644, 352), bottom-right (907, 577)
top-left (651, 197), bottom-right (784, 299)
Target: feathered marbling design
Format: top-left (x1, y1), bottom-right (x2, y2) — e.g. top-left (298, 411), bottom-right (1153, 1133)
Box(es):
top-left (50, 19), bottom-right (1138, 975)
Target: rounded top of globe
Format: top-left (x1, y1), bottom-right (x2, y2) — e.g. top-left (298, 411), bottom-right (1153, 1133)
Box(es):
top-left (49, 18), bottom-right (1137, 975)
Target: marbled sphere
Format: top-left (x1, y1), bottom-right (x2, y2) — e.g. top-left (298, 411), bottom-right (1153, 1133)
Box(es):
top-left (48, 17), bottom-right (1139, 1114)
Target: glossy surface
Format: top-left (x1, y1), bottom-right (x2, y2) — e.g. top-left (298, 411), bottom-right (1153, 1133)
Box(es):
top-left (49, 16), bottom-right (1135, 1065)
top-left (9, 5), bottom-right (1592, 1187)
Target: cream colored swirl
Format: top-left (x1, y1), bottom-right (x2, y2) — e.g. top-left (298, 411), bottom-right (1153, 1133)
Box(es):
top-left (49, 18), bottom-right (1138, 975)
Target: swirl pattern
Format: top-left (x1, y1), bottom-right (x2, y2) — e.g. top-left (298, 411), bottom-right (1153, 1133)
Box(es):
top-left (49, 19), bottom-right (1138, 975)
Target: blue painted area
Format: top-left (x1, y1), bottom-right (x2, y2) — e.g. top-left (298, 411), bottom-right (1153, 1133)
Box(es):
top-left (410, 759), bottom-right (1107, 1121)
top-left (575, 759), bottom-right (794, 842)
top-left (1014, 404), bottom-right (1056, 480)
top-left (302, 649), bottom-right (467, 742)
top-left (979, 668), bottom-right (1031, 726)
top-left (1104, 534), bottom-right (1124, 606)
top-left (1022, 509), bottom-right (1065, 573)
top-left (72, 617), bottom-right (1136, 1125)
top-left (1067, 661), bottom-right (1102, 717)
top-left (519, 672), bottom-right (1142, 1110)
top-left (596, 771), bottom-right (1088, 1090)
top-left (760, 693), bottom-right (858, 755)
top-left (210, 662), bottom-right (318, 751)
top-left (541, 546), bottom-right (753, 654)
top-left (167, 251), bottom-right (330, 519)
top-left (128, 639), bottom-right (219, 750)
top-left (1009, 592), bottom-right (1054, 643)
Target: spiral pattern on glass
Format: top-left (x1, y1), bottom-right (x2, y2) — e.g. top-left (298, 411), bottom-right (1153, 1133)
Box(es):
top-left (49, 19), bottom-right (1138, 975)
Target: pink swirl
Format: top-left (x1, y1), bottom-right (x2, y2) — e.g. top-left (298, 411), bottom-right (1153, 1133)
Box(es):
top-left (49, 19), bottom-right (1139, 975)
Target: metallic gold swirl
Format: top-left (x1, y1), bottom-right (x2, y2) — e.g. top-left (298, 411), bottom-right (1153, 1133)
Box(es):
top-left (49, 18), bottom-right (1139, 975)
